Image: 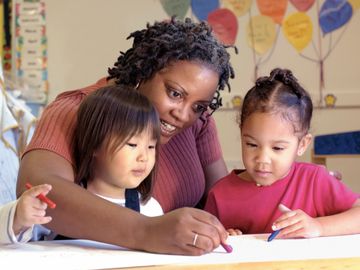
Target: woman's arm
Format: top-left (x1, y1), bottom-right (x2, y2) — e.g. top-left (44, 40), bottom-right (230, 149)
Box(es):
top-left (17, 150), bottom-right (228, 255)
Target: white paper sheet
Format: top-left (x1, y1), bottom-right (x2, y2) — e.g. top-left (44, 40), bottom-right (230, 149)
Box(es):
top-left (1, 234), bottom-right (359, 270)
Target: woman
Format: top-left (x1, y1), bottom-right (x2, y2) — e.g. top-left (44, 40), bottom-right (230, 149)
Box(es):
top-left (17, 17), bottom-right (234, 255)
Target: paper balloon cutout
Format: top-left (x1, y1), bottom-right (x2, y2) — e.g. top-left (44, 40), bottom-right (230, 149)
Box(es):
top-left (191, 0), bottom-right (219, 21)
top-left (256, 0), bottom-right (287, 24)
top-left (348, 0), bottom-right (360, 10)
top-left (246, 15), bottom-right (276, 55)
top-left (160, 0), bottom-right (190, 19)
top-left (283, 12), bottom-right (313, 52)
top-left (222, 0), bottom-right (253, 17)
top-left (208, 8), bottom-right (238, 45)
top-left (319, 0), bottom-right (353, 35)
top-left (290, 0), bottom-right (315, 12)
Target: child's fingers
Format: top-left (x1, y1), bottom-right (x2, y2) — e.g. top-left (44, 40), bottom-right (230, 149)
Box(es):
top-left (26, 184), bottom-right (52, 198)
top-left (25, 215), bottom-right (52, 226)
top-left (227, 228), bottom-right (241, 236)
top-left (21, 196), bottom-right (48, 210)
top-left (279, 222), bottom-right (304, 238)
top-left (272, 211), bottom-right (298, 230)
top-left (33, 216), bottom-right (52, 225)
top-left (278, 204), bottom-right (291, 213)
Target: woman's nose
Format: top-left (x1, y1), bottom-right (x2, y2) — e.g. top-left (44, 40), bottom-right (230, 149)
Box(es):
top-left (172, 105), bottom-right (192, 123)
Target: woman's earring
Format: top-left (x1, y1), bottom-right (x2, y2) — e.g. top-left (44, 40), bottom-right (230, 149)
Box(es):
top-left (135, 82), bottom-right (140, 89)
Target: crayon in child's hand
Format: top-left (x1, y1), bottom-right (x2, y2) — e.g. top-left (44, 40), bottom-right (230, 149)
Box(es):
top-left (25, 182), bottom-right (57, 209)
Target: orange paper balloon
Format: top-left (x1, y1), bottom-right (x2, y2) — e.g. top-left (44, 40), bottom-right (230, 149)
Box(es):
top-left (256, 0), bottom-right (287, 24)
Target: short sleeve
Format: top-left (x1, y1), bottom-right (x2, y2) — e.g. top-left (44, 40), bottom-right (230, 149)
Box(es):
top-left (23, 92), bottom-right (84, 164)
top-left (23, 78), bottom-right (107, 163)
top-left (313, 166), bottom-right (359, 215)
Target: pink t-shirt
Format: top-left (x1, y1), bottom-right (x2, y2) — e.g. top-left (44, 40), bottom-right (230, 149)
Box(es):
top-left (204, 162), bottom-right (359, 233)
top-left (24, 79), bottom-right (223, 212)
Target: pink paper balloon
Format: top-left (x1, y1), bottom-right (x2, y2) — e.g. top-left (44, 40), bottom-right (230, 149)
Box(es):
top-left (208, 8), bottom-right (238, 45)
top-left (290, 0), bottom-right (315, 12)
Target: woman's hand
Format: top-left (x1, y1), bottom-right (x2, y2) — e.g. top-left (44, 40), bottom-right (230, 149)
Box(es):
top-left (139, 207), bottom-right (229, 255)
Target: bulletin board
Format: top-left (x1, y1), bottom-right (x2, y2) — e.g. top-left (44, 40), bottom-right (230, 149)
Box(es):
top-left (14, 0), bottom-right (48, 104)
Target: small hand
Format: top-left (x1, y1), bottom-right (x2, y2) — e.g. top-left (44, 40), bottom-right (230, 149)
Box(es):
top-left (227, 228), bottom-right (242, 236)
top-left (272, 204), bottom-right (321, 239)
top-left (13, 184), bottom-right (53, 235)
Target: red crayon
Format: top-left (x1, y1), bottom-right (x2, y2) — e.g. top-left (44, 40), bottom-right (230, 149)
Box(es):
top-left (25, 182), bottom-right (57, 209)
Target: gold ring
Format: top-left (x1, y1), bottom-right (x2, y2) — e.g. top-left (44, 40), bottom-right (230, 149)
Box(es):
top-left (192, 233), bottom-right (198, 246)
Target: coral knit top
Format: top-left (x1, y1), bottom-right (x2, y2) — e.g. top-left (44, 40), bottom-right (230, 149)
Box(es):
top-left (24, 78), bottom-right (223, 212)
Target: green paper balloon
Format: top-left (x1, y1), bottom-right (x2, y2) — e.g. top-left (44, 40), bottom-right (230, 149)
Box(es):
top-left (160, 0), bottom-right (190, 19)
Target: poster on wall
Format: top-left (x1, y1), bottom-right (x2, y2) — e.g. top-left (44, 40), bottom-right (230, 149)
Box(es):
top-left (15, 0), bottom-right (48, 105)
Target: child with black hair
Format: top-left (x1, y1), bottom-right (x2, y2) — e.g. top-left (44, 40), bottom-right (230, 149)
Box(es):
top-left (72, 85), bottom-right (163, 216)
top-left (205, 68), bottom-right (360, 239)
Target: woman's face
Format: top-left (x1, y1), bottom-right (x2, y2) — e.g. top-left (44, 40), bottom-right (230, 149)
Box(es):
top-left (138, 61), bottom-right (219, 144)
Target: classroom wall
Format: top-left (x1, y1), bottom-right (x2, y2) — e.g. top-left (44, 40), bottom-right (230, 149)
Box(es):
top-left (41, 0), bottom-right (360, 191)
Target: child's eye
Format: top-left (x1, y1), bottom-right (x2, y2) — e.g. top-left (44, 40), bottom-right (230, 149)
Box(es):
top-left (127, 143), bottom-right (137, 148)
top-left (273, 146), bottom-right (284, 151)
top-left (246, 143), bottom-right (257, 148)
top-left (148, 145), bottom-right (156, 149)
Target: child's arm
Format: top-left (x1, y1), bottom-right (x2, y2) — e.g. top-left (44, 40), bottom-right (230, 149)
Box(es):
top-left (12, 184), bottom-right (53, 240)
top-left (273, 199), bottom-right (360, 238)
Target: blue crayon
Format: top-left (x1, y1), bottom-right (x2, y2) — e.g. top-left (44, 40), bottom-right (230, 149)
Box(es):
top-left (267, 229), bottom-right (281, 242)
top-left (267, 204), bottom-right (292, 242)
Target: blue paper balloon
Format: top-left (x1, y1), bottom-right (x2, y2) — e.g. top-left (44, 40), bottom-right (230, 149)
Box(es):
top-left (191, 0), bottom-right (219, 21)
top-left (319, 0), bottom-right (353, 35)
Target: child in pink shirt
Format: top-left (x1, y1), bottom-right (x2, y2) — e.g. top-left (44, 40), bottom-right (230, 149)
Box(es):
top-left (205, 68), bottom-right (360, 239)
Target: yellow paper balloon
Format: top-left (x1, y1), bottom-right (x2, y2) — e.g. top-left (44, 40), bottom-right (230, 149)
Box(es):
top-left (222, 0), bottom-right (252, 17)
top-left (246, 15), bottom-right (276, 55)
top-left (283, 12), bottom-right (313, 53)
top-left (349, 0), bottom-right (360, 10)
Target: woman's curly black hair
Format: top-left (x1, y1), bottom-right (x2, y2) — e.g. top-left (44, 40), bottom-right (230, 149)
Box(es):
top-left (107, 17), bottom-right (235, 113)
